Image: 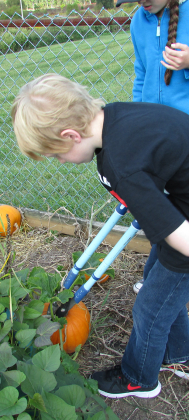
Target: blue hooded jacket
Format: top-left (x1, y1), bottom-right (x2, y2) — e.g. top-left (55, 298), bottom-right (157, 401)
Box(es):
top-left (130, 0), bottom-right (189, 114)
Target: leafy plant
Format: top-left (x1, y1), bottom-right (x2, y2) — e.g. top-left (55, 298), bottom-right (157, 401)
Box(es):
top-left (0, 265), bottom-right (119, 419)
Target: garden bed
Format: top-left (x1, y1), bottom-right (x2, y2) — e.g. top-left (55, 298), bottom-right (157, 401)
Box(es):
top-left (1, 224), bottom-right (189, 420)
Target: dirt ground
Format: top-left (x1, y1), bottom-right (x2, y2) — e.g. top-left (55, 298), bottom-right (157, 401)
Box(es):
top-left (2, 224), bottom-right (189, 420)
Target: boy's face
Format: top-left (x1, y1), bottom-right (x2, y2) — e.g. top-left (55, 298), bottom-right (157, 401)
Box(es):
top-left (43, 110), bottom-right (104, 164)
top-left (44, 137), bottom-right (96, 165)
top-left (138, 0), bottom-right (168, 15)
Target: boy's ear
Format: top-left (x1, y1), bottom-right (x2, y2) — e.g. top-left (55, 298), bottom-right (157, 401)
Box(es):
top-left (60, 129), bottom-right (81, 143)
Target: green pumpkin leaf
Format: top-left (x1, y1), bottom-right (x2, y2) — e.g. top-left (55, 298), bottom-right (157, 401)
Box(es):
top-left (0, 386), bottom-right (27, 416)
top-left (27, 300), bottom-right (44, 313)
top-left (54, 371), bottom-right (85, 388)
top-left (0, 319), bottom-right (12, 342)
top-left (104, 407), bottom-right (120, 419)
top-left (41, 390), bottom-right (77, 420)
top-left (1, 370), bottom-right (26, 388)
top-left (11, 281), bottom-right (29, 301)
top-left (15, 329), bottom-right (36, 348)
top-left (27, 268), bottom-right (61, 300)
top-left (34, 319), bottom-right (61, 347)
top-left (0, 342), bottom-right (17, 372)
top-left (89, 413), bottom-right (106, 420)
top-left (0, 303), bottom-right (5, 313)
top-left (1, 415), bottom-right (14, 420)
top-left (0, 313), bottom-right (7, 322)
top-left (14, 268), bottom-right (30, 283)
top-left (33, 315), bottom-right (48, 329)
top-left (60, 350), bottom-right (79, 373)
top-left (29, 393), bottom-right (47, 412)
top-left (0, 278), bottom-right (11, 296)
top-left (83, 377), bottom-right (99, 395)
top-left (56, 289), bottom-right (73, 304)
top-left (17, 413), bottom-right (32, 420)
top-left (23, 307), bottom-right (42, 320)
top-left (0, 277), bottom-right (29, 300)
top-left (53, 316), bottom-right (67, 328)
top-left (17, 361), bottom-right (57, 398)
top-left (0, 297), bottom-right (17, 312)
top-left (85, 407), bottom-right (120, 420)
top-left (55, 384), bottom-right (85, 409)
top-left (32, 345), bottom-right (60, 372)
top-left (13, 321), bottom-right (29, 332)
top-left (15, 306), bottom-right (25, 323)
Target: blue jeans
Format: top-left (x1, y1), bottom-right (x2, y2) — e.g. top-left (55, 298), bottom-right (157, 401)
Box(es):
top-left (143, 243), bottom-right (157, 281)
top-left (121, 259), bottom-right (189, 387)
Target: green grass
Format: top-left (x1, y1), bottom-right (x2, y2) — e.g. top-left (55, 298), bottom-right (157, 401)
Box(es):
top-left (0, 30), bottom-right (135, 224)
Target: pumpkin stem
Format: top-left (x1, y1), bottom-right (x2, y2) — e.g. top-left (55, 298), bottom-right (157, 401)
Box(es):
top-left (49, 301), bottom-right (54, 321)
top-left (68, 278), bottom-right (78, 291)
top-left (4, 214), bottom-right (12, 275)
top-left (9, 275), bottom-right (13, 324)
top-left (59, 328), bottom-right (64, 351)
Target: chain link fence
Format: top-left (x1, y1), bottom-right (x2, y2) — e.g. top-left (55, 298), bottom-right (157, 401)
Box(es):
top-left (0, 7), bottom-right (138, 222)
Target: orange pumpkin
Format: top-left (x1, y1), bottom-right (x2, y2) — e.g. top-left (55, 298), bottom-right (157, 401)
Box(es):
top-left (50, 301), bottom-right (90, 354)
top-left (42, 302), bottom-right (50, 315)
top-left (0, 205), bottom-right (22, 236)
top-left (84, 273), bottom-right (109, 284)
top-left (84, 258), bottom-right (109, 284)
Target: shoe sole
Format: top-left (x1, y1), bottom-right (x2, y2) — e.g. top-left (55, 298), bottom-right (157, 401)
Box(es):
top-left (98, 381), bottom-right (161, 399)
top-left (160, 367), bottom-right (189, 380)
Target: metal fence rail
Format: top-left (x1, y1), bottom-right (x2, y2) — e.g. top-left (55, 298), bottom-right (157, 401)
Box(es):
top-left (0, 8), bottom-right (137, 222)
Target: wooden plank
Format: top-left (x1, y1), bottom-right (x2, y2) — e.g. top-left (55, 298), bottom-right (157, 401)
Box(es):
top-left (22, 207), bottom-right (151, 254)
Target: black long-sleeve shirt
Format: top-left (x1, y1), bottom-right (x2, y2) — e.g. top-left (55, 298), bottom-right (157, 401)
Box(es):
top-left (96, 102), bottom-right (189, 272)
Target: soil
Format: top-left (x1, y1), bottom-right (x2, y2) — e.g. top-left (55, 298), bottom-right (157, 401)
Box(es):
top-left (2, 225), bottom-right (189, 420)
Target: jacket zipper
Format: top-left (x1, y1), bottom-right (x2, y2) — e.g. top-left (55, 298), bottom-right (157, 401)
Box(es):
top-left (156, 16), bottom-right (162, 102)
top-left (156, 17), bottom-right (161, 37)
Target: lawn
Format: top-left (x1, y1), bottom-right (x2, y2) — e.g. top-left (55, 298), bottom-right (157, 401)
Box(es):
top-left (0, 29), bottom-right (135, 223)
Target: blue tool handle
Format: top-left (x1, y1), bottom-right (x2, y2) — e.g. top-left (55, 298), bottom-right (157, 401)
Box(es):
top-left (73, 284), bottom-right (90, 303)
top-left (63, 203), bottom-right (127, 289)
top-left (73, 219), bottom-right (141, 304)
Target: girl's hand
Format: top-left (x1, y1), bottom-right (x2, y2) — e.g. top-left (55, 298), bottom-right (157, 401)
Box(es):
top-left (161, 43), bottom-right (189, 70)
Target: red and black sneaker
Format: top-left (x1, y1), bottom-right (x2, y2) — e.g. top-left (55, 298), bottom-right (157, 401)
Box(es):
top-left (91, 365), bottom-right (161, 399)
top-left (160, 360), bottom-right (189, 379)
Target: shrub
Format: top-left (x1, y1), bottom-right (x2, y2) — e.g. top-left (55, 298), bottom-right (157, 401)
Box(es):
top-left (0, 6), bottom-right (22, 19)
top-left (96, 0), bottom-right (114, 9)
top-left (66, 2), bottom-right (79, 14)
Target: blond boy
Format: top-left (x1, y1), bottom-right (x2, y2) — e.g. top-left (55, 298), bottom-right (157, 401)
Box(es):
top-left (12, 73), bottom-right (189, 398)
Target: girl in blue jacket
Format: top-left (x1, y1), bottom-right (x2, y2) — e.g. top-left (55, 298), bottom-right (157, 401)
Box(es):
top-left (116, 0), bottom-right (189, 293)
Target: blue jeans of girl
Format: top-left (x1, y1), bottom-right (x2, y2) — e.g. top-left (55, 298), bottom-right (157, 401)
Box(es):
top-left (121, 259), bottom-right (189, 387)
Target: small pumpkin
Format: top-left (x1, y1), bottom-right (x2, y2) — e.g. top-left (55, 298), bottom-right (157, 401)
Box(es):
top-left (84, 258), bottom-right (109, 284)
top-left (42, 302), bottom-right (50, 316)
top-left (0, 205), bottom-right (22, 236)
top-left (84, 273), bottom-right (109, 284)
top-left (50, 301), bottom-right (90, 354)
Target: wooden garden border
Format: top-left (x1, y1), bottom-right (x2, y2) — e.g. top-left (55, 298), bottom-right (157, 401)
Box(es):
top-left (22, 207), bottom-right (151, 254)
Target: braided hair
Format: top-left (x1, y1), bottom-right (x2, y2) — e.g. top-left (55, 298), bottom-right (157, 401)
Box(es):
top-left (164, 0), bottom-right (179, 85)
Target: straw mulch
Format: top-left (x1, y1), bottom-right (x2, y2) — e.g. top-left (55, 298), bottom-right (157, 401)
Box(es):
top-left (1, 223), bottom-right (189, 420)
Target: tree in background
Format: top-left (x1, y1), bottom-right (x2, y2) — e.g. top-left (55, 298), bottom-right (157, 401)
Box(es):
top-left (6, 0), bottom-right (26, 7)
top-left (96, 0), bottom-right (114, 8)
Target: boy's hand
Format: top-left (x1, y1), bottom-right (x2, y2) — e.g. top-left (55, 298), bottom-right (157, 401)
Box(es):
top-left (161, 43), bottom-right (189, 70)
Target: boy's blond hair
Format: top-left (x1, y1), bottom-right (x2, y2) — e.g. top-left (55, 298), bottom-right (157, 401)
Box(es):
top-left (12, 73), bottom-right (105, 160)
